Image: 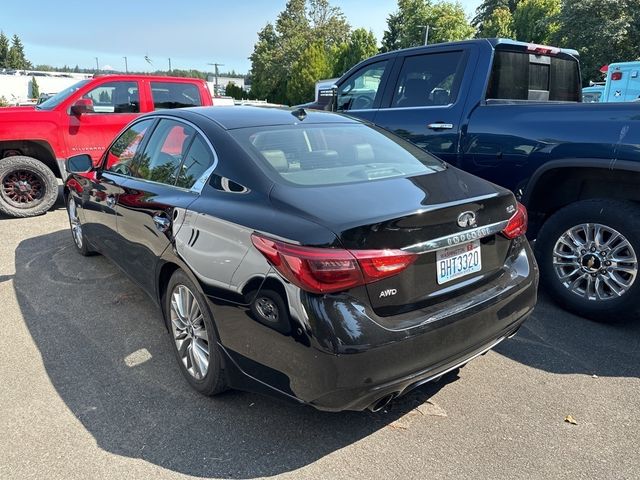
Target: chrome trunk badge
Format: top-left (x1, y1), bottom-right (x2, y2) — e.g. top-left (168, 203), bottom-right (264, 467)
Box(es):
top-left (457, 211), bottom-right (477, 228)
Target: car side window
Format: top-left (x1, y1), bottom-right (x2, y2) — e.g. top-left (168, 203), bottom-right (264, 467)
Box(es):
top-left (176, 135), bottom-right (215, 189)
top-left (104, 119), bottom-right (154, 175)
top-left (390, 51), bottom-right (465, 108)
top-left (151, 82), bottom-right (203, 110)
top-left (336, 60), bottom-right (388, 112)
top-left (131, 119), bottom-right (196, 185)
top-left (83, 81), bottom-right (140, 113)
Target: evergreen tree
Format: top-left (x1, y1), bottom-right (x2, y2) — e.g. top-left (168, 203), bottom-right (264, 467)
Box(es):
top-left (334, 28), bottom-right (378, 76)
top-left (7, 34), bottom-right (29, 69)
top-left (30, 76), bottom-right (39, 99)
top-left (249, 0), bottom-right (351, 104)
top-left (0, 32), bottom-right (9, 68)
top-left (287, 42), bottom-right (333, 104)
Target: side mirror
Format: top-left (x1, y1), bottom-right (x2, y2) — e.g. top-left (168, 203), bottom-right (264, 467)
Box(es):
top-left (66, 154), bottom-right (94, 174)
top-left (70, 98), bottom-right (94, 115)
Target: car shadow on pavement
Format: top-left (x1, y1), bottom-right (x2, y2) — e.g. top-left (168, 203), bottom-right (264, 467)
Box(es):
top-left (14, 230), bottom-right (456, 478)
top-left (494, 290), bottom-right (640, 378)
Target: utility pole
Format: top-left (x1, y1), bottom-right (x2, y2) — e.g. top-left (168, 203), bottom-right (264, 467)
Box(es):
top-left (207, 62), bottom-right (224, 95)
top-left (123, 56), bottom-right (128, 73)
top-left (168, 58), bottom-right (172, 72)
top-left (418, 25), bottom-right (431, 45)
top-left (94, 57), bottom-right (99, 72)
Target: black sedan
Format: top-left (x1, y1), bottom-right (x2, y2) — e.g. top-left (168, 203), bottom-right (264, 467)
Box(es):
top-left (64, 106), bottom-right (538, 412)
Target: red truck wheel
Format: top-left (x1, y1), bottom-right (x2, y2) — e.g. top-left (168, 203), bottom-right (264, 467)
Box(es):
top-left (0, 156), bottom-right (58, 218)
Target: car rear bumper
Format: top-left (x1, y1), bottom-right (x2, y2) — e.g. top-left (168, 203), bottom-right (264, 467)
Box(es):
top-left (210, 240), bottom-right (538, 411)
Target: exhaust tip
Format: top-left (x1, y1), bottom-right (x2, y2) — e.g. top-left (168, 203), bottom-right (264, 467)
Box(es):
top-left (368, 393), bottom-right (396, 412)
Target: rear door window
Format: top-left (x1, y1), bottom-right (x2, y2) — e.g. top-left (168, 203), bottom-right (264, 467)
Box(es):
top-left (83, 81), bottom-right (140, 113)
top-left (175, 135), bottom-right (215, 189)
top-left (487, 50), bottom-right (580, 102)
top-left (151, 82), bottom-right (203, 110)
top-left (391, 51), bottom-right (466, 108)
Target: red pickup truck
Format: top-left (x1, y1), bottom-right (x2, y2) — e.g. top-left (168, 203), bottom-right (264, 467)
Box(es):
top-left (0, 74), bottom-right (212, 217)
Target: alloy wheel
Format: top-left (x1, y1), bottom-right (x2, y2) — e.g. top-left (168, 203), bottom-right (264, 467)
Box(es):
top-left (67, 198), bottom-right (83, 249)
top-left (1, 169), bottom-right (45, 208)
top-left (552, 222), bottom-right (637, 301)
top-left (170, 285), bottom-right (210, 380)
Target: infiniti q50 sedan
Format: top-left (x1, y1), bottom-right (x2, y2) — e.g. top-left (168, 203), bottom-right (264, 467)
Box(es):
top-left (63, 106), bottom-right (538, 412)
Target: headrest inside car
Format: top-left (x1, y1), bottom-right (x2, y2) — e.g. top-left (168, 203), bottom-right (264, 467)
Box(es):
top-left (261, 150), bottom-right (289, 172)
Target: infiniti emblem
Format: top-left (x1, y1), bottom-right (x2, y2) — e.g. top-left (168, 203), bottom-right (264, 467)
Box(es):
top-left (457, 211), bottom-right (477, 228)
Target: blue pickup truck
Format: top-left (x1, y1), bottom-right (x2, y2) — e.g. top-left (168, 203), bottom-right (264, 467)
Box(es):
top-left (308, 38), bottom-right (640, 323)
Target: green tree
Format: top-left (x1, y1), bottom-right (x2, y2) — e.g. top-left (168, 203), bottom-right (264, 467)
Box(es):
top-left (287, 42), bottom-right (333, 104)
top-left (473, 0), bottom-right (518, 33)
top-left (30, 76), bottom-right (39, 99)
top-left (555, 0), bottom-right (639, 83)
top-left (249, 0), bottom-right (351, 104)
top-left (0, 32), bottom-right (9, 68)
top-left (225, 81), bottom-right (246, 100)
top-left (7, 34), bottom-right (30, 69)
top-left (380, 0), bottom-right (475, 51)
top-left (512, 0), bottom-right (560, 44)
top-left (479, 7), bottom-right (514, 38)
top-left (334, 28), bottom-right (378, 76)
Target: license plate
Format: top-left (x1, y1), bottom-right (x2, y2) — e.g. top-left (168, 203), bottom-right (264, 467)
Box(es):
top-left (436, 240), bottom-right (482, 285)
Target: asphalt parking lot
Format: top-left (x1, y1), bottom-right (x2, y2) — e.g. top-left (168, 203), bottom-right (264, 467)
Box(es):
top-left (1, 192), bottom-right (639, 480)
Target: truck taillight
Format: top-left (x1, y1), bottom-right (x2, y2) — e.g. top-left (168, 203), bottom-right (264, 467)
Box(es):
top-left (502, 202), bottom-right (528, 239)
top-left (527, 44), bottom-right (560, 55)
top-left (251, 234), bottom-right (417, 294)
top-left (611, 72), bottom-right (623, 81)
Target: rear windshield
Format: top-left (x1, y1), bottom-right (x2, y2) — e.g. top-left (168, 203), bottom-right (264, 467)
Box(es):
top-left (487, 50), bottom-right (580, 102)
top-left (230, 123), bottom-right (444, 186)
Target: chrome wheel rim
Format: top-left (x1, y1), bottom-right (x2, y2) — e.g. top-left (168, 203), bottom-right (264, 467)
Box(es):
top-left (256, 297), bottom-right (278, 322)
top-left (553, 223), bottom-right (637, 301)
top-left (67, 198), bottom-right (83, 249)
top-left (170, 285), bottom-right (209, 379)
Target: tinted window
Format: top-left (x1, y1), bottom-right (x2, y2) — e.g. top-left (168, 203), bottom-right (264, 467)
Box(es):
top-left (105, 119), bottom-right (154, 175)
top-left (391, 51), bottom-right (466, 107)
top-left (230, 124), bottom-right (444, 187)
top-left (337, 61), bottom-right (387, 111)
top-left (176, 135), bottom-right (215, 189)
top-left (151, 82), bottom-right (203, 110)
top-left (487, 50), bottom-right (580, 102)
top-left (83, 81), bottom-right (139, 113)
top-left (132, 119), bottom-right (196, 185)
top-left (37, 79), bottom-right (89, 110)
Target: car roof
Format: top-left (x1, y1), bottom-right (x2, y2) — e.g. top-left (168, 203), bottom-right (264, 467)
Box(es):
top-left (169, 106), bottom-right (362, 130)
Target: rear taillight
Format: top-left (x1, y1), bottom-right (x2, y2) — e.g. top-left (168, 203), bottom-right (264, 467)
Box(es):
top-left (611, 71), bottom-right (623, 81)
top-left (251, 234), bottom-right (417, 294)
top-left (502, 202), bottom-right (528, 239)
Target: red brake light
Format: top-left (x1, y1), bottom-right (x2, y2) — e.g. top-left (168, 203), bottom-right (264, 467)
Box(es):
top-left (611, 71), bottom-right (623, 81)
top-left (251, 234), bottom-right (417, 294)
top-left (526, 44), bottom-right (560, 55)
top-left (502, 202), bottom-right (528, 239)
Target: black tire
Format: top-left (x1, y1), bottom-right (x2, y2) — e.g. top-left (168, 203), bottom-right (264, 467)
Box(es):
top-left (535, 199), bottom-right (640, 322)
top-left (164, 269), bottom-right (227, 396)
top-left (250, 289), bottom-right (291, 335)
top-left (65, 195), bottom-right (97, 256)
top-left (0, 155), bottom-right (58, 218)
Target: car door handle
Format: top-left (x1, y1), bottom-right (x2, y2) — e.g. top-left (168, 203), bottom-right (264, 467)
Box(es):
top-left (153, 214), bottom-right (171, 233)
top-left (106, 195), bottom-right (116, 208)
top-left (427, 123), bottom-right (454, 130)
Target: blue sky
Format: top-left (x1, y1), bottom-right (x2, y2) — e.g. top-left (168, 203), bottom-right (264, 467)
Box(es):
top-left (1, 0), bottom-right (481, 73)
